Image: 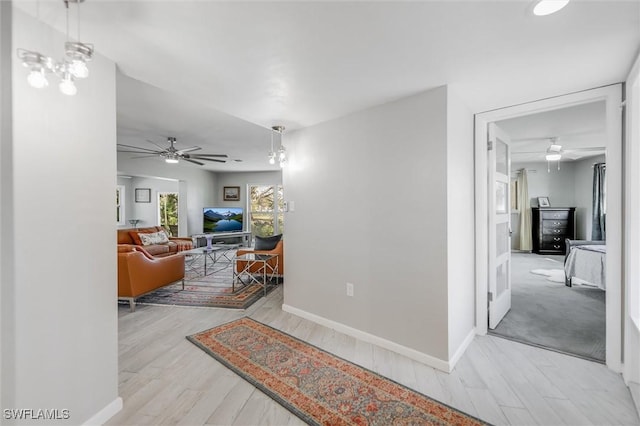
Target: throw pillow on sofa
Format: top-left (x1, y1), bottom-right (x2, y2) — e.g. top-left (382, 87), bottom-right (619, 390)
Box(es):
top-left (139, 231), bottom-right (170, 246)
top-left (254, 234), bottom-right (282, 250)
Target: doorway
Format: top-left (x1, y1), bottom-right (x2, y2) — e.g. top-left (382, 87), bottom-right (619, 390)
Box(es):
top-left (158, 192), bottom-right (179, 236)
top-left (474, 84), bottom-right (623, 372)
top-left (490, 102), bottom-right (607, 362)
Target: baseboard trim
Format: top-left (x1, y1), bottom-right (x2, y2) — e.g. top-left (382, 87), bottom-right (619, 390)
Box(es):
top-left (82, 397), bottom-right (122, 425)
top-left (282, 304), bottom-right (451, 372)
top-left (629, 381), bottom-right (640, 419)
top-left (449, 329), bottom-right (476, 370)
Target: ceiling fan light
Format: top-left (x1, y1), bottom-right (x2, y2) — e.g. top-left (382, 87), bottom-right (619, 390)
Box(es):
top-left (533, 0), bottom-right (570, 16)
top-left (165, 157), bottom-right (179, 164)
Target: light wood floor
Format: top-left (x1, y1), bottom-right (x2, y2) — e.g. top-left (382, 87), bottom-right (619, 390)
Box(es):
top-left (108, 286), bottom-right (640, 426)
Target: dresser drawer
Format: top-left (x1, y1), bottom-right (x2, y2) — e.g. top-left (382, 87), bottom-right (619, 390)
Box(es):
top-left (542, 235), bottom-right (565, 244)
top-left (540, 242), bottom-right (565, 252)
top-left (541, 210), bottom-right (570, 220)
top-left (542, 219), bottom-right (568, 234)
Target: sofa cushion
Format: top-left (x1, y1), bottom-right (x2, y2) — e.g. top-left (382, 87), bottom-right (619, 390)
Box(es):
top-left (254, 234), bottom-right (282, 250)
top-left (129, 227), bottom-right (162, 245)
top-left (139, 231), bottom-right (170, 246)
top-left (143, 244), bottom-right (171, 256)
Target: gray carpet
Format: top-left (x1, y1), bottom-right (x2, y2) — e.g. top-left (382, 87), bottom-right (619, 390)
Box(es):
top-left (490, 253), bottom-right (606, 362)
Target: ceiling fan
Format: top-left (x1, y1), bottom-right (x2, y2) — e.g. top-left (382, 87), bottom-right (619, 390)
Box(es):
top-left (512, 137), bottom-right (605, 161)
top-left (117, 137), bottom-right (228, 166)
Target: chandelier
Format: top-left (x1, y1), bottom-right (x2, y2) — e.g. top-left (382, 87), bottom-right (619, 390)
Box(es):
top-left (17, 0), bottom-right (94, 96)
top-left (268, 125), bottom-right (286, 168)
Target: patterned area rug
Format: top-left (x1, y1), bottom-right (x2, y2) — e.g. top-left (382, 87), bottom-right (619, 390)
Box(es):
top-left (135, 256), bottom-right (277, 309)
top-left (188, 318), bottom-right (489, 426)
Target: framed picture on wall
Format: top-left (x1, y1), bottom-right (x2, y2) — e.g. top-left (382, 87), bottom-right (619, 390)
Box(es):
top-left (223, 186), bottom-right (240, 201)
top-left (135, 188), bottom-right (151, 203)
top-left (537, 196), bottom-right (550, 207)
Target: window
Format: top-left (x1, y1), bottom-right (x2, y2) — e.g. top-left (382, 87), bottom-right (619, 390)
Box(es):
top-left (158, 192), bottom-right (179, 236)
top-left (116, 185), bottom-right (125, 225)
top-left (249, 185), bottom-right (284, 237)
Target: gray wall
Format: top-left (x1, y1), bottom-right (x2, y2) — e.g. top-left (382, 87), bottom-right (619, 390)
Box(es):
top-left (283, 86), bottom-right (474, 366)
top-left (2, 7), bottom-right (119, 423)
top-left (117, 154), bottom-right (218, 236)
top-left (215, 171), bottom-right (282, 207)
top-left (511, 155), bottom-right (605, 248)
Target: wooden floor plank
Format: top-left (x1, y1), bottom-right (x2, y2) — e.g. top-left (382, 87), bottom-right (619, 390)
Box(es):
top-left (108, 286), bottom-right (640, 426)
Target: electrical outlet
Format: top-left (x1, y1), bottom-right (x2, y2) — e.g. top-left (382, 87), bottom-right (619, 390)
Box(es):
top-left (346, 282), bottom-right (354, 297)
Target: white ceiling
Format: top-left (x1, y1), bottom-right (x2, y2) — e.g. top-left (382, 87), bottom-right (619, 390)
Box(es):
top-left (16, 0), bottom-right (640, 171)
top-left (499, 100), bottom-right (607, 163)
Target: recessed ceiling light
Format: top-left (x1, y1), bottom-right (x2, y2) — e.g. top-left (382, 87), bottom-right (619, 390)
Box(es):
top-left (533, 0), bottom-right (570, 16)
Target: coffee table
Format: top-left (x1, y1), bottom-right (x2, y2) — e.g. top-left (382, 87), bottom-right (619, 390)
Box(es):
top-left (233, 253), bottom-right (278, 295)
top-left (183, 244), bottom-right (240, 277)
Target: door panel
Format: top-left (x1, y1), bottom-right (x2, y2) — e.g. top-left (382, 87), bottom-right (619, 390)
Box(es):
top-left (488, 123), bottom-right (512, 329)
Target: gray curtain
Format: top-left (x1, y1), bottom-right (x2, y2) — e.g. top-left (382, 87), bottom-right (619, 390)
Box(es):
top-left (518, 169), bottom-right (532, 251)
top-left (592, 163), bottom-right (606, 240)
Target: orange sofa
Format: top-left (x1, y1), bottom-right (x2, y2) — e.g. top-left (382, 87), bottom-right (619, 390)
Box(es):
top-left (118, 245), bottom-right (185, 311)
top-left (236, 240), bottom-right (284, 277)
top-left (117, 226), bottom-right (193, 257)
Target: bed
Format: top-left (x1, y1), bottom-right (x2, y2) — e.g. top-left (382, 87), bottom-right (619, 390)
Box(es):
top-left (564, 239), bottom-right (606, 290)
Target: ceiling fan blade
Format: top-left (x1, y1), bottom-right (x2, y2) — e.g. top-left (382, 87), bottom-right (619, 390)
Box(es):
top-left (118, 149), bottom-right (161, 155)
top-left (183, 158), bottom-right (204, 166)
top-left (117, 144), bottom-right (160, 153)
top-left (564, 147), bottom-right (606, 152)
top-left (191, 154), bottom-right (228, 158)
top-left (131, 154), bottom-right (160, 159)
top-left (178, 146), bottom-right (201, 153)
top-left (146, 139), bottom-right (170, 151)
top-left (189, 156), bottom-right (226, 163)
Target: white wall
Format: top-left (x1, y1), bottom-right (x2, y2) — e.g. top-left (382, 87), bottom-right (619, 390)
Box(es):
top-left (117, 154), bottom-right (217, 236)
top-left (2, 7), bottom-right (119, 424)
top-left (446, 89), bottom-right (476, 358)
top-left (0, 0), bottom-right (15, 414)
top-left (624, 52), bottom-right (640, 417)
top-left (283, 86), bottom-right (466, 368)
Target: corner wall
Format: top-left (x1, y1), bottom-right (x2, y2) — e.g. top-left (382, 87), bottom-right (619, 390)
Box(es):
top-left (446, 88), bottom-right (476, 359)
top-left (283, 86), bottom-right (453, 366)
top-left (4, 6), bottom-right (119, 424)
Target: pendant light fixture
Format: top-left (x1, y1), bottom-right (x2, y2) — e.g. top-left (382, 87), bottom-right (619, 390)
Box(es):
top-left (268, 126), bottom-right (286, 168)
top-left (17, 0), bottom-right (94, 96)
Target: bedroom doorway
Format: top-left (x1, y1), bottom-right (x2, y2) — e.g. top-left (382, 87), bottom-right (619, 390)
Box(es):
top-left (487, 103), bottom-right (608, 362)
top-left (474, 84), bottom-right (623, 372)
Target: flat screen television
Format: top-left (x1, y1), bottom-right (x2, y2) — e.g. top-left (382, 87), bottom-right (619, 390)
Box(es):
top-left (203, 207), bottom-right (244, 233)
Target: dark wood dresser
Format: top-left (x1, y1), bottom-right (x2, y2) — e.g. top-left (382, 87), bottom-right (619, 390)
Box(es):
top-left (532, 207), bottom-right (575, 254)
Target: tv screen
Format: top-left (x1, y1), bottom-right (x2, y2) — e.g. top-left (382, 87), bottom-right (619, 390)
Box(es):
top-left (203, 207), bottom-right (244, 233)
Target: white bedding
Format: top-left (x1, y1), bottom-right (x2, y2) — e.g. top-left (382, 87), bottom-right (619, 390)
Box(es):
top-left (564, 245), bottom-right (606, 290)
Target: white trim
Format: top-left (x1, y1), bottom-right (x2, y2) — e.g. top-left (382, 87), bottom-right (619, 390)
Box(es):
top-left (474, 84), bottom-right (623, 373)
top-left (282, 304), bottom-right (453, 372)
top-left (82, 397), bottom-right (122, 426)
top-left (450, 329), bottom-right (476, 369)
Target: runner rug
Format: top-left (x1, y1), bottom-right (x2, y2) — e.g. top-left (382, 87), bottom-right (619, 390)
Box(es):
top-left (187, 318), bottom-right (489, 426)
top-left (133, 281), bottom-right (274, 309)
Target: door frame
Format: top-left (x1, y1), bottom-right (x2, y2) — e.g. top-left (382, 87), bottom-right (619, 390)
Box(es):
top-left (474, 84), bottom-right (623, 372)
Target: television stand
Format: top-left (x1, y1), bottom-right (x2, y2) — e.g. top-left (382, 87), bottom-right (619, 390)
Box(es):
top-left (191, 231), bottom-right (251, 248)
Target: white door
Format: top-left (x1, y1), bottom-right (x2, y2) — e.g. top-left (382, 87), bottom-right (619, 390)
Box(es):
top-left (488, 123), bottom-right (512, 329)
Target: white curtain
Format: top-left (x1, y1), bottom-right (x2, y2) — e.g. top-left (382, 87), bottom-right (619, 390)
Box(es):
top-left (518, 169), bottom-right (532, 251)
